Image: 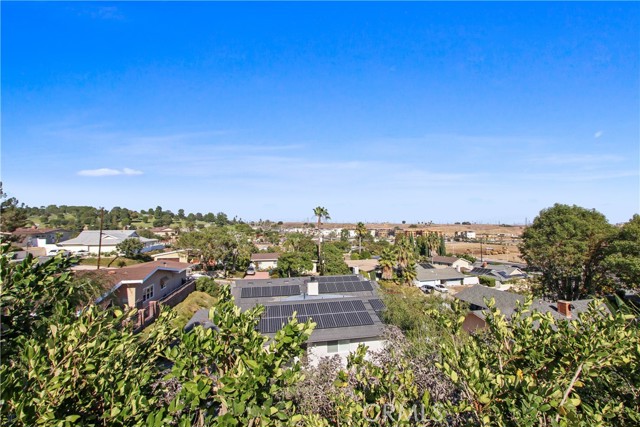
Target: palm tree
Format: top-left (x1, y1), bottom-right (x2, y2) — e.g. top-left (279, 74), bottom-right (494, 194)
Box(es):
top-left (395, 236), bottom-right (412, 270)
top-left (402, 261), bottom-right (418, 286)
top-left (313, 206), bottom-right (331, 230)
top-left (379, 247), bottom-right (396, 280)
top-left (313, 207), bottom-right (330, 274)
top-left (424, 232), bottom-right (437, 258)
top-left (355, 222), bottom-right (367, 254)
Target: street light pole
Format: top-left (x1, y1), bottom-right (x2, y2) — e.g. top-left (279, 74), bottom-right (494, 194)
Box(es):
top-left (97, 208), bottom-right (104, 270)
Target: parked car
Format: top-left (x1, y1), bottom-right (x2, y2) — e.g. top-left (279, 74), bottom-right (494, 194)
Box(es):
top-left (420, 284), bottom-right (435, 294)
top-left (246, 266), bottom-right (256, 276)
top-left (434, 284), bottom-right (449, 293)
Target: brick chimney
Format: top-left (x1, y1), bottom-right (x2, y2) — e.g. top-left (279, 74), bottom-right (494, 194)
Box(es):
top-left (557, 300), bottom-right (572, 318)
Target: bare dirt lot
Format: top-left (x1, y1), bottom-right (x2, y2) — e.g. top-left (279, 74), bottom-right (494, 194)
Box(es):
top-left (445, 241), bottom-right (524, 263)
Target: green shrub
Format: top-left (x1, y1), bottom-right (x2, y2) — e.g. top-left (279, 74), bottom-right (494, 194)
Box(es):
top-left (195, 276), bottom-right (221, 297)
top-left (479, 275), bottom-right (496, 287)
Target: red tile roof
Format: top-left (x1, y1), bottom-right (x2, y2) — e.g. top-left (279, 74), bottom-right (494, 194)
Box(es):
top-left (76, 260), bottom-right (193, 288)
top-left (250, 252), bottom-right (280, 261)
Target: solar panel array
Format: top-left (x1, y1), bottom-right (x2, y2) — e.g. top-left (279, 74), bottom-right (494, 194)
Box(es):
top-left (257, 299), bottom-right (375, 333)
top-left (314, 276), bottom-right (374, 294)
top-left (316, 275), bottom-right (359, 283)
top-left (471, 267), bottom-right (493, 276)
top-left (240, 284), bottom-right (300, 298)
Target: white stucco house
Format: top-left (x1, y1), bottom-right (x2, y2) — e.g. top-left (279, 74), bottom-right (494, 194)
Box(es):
top-left (416, 264), bottom-right (478, 287)
top-left (250, 252), bottom-right (281, 271)
top-left (58, 230), bottom-right (162, 255)
top-left (430, 255), bottom-right (473, 271)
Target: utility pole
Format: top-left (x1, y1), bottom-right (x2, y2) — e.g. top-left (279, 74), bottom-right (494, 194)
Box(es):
top-left (96, 207), bottom-right (104, 270)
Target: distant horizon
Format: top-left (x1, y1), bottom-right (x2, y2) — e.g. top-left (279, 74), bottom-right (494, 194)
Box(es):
top-left (3, 2), bottom-right (638, 224)
top-left (8, 193), bottom-right (634, 227)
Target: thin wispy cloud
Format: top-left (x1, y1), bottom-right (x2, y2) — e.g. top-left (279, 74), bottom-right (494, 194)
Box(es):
top-left (594, 131), bottom-right (604, 139)
top-left (77, 168), bottom-right (143, 177)
top-left (74, 5), bottom-right (124, 21)
top-left (532, 154), bottom-right (624, 165)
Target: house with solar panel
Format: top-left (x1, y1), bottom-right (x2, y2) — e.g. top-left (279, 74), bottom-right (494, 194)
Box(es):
top-left (469, 263), bottom-right (528, 286)
top-left (232, 274), bottom-right (386, 365)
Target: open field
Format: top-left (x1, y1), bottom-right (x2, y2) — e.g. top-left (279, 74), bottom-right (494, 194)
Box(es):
top-left (445, 241), bottom-right (524, 263)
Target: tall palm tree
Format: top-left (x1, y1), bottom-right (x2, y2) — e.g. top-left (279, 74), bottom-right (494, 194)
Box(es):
top-left (355, 222), bottom-right (367, 254)
top-left (426, 232), bottom-right (440, 258)
top-left (313, 207), bottom-right (330, 274)
top-left (395, 236), bottom-right (412, 270)
top-left (313, 206), bottom-right (331, 230)
top-left (379, 247), bottom-right (396, 280)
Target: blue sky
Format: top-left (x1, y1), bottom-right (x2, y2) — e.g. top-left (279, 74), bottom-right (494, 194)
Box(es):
top-left (2, 2), bottom-right (638, 224)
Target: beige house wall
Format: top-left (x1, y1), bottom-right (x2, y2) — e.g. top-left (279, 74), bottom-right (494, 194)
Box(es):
top-left (124, 269), bottom-right (188, 307)
top-left (462, 312), bottom-right (486, 333)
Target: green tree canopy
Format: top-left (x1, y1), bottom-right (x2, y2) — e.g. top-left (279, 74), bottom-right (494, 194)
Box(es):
top-left (0, 183), bottom-right (28, 233)
top-left (520, 204), bottom-right (615, 300)
top-left (176, 225), bottom-right (256, 274)
top-left (277, 251), bottom-right (313, 277)
top-left (600, 214), bottom-right (640, 292)
top-left (321, 243), bottom-right (350, 275)
top-left (116, 237), bottom-right (144, 259)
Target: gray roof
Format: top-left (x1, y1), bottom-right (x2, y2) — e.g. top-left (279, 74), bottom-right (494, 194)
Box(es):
top-left (59, 230), bottom-right (157, 246)
top-left (470, 266), bottom-right (526, 281)
top-left (455, 285), bottom-right (605, 321)
top-left (184, 308), bottom-right (218, 333)
top-left (232, 275), bottom-right (383, 343)
top-left (431, 256), bottom-right (469, 265)
top-left (416, 265), bottom-right (466, 282)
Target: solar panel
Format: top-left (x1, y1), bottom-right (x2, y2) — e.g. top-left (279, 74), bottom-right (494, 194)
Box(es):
top-left (306, 303), bottom-right (319, 315)
top-left (369, 299), bottom-right (385, 312)
top-left (339, 300), bottom-right (353, 312)
top-left (328, 301), bottom-right (341, 312)
top-left (292, 304), bottom-right (307, 316)
top-left (362, 281), bottom-right (373, 291)
top-left (352, 300), bottom-right (366, 311)
top-left (318, 314), bottom-right (337, 328)
top-left (318, 302), bottom-right (332, 313)
top-left (334, 313), bottom-right (349, 327)
top-left (345, 312), bottom-right (361, 326)
top-left (357, 312), bottom-right (374, 325)
top-left (241, 284), bottom-right (301, 298)
top-left (280, 304), bottom-right (293, 317)
top-left (266, 305), bottom-right (281, 317)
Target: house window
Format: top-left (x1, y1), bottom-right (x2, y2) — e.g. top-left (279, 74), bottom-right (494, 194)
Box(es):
top-left (338, 340), bottom-right (350, 352)
top-left (142, 285), bottom-right (154, 302)
top-left (160, 277), bottom-right (168, 290)
top-left (327, 340), bottom-right (350, 353)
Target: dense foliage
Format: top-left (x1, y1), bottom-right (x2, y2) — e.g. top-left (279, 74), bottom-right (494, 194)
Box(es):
top-left (520, 204), bottom-right (638, 299)
top-left (176, 225), bottom-right (256, 275)
top-left (2, 203), bottom-right (639, 426)
top-left (116, 237), bottom-right (145, 259)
